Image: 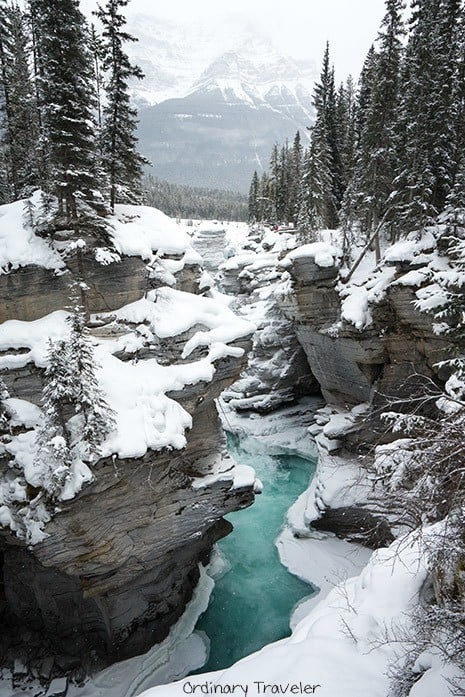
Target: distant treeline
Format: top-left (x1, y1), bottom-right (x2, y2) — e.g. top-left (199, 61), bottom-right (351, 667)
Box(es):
top-left (143, 175), bottom-right (248, 221)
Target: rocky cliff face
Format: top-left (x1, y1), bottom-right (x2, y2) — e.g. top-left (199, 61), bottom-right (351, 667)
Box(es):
top-left (214, 227), bottom-right (320, 413)
top-left (279, 248), bottom-right (448, 419)
top-left (0, 202), bottom-right (256, 677)
top-left (276, 240), bottom-right (451, 546)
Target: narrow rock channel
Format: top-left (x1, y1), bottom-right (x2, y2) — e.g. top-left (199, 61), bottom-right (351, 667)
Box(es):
top-left (192, 432), bottom-right (317, 672)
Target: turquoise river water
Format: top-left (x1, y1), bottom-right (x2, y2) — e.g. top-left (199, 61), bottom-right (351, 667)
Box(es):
top-left (192, 433), bottom-right (317, 672)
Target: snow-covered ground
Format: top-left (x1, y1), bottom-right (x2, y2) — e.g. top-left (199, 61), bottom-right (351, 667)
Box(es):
top-left (140, 524), bottom-right (459, 697)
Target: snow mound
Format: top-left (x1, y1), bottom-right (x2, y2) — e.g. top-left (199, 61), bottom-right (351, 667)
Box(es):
top-left (0, 193), bottom-right (64, 274)
top-left (282, 241), bottom-right (340, 269)
top-left (111, 204), bottom-right (193, 260)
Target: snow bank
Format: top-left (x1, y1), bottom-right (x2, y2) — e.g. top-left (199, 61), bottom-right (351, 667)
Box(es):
top-left (191, 463), bottom-right (256, 491)
top-left (111, 204), bottom-right (192, 259)
top-left (282, 241), bottom-right (340, 268)
top-left (338, 265), bottom-right (396, 331)
top-left (140, 530), bottom-right (434, 697)
top-left (0, 311), bottom-right (68, 370)
top-left (0, 193), bottom-right (64, 274)
top-left (384, 229), bottom-right (436, 263)
top-left (113, 287), bottom-right (253, 347)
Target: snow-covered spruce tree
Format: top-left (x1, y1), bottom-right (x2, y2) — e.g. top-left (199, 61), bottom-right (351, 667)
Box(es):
top-left (335, 76), bottom-right (357, 189)
top-left (65, 303), bottom-right (116, 460)
top-left (268, 144), bottom-right (280, 222)
top-left (36, 304), bottom-right (115, 499)
top-left (435, 165), bottom-right (465, 380)
top-left (29, 0), bottom-right (100, 220)
top-left (89, 23), bottom-right (105, 134)
top-left (355, 45), bottom-right (377, 143)
top-left (0, 3), bottom-right (39, 202)
top-left (301, 115), bottom-right (337, 233)
top-left (287, 131), bottom-right (303, 225)
top-left (35, 338), bottom-right (75, 498)
top-left (390, 0), bottom-right (462, 237)
top-left (258, 172), bottom-right (274, 222)
top-left (0, 376), bottom-right (12, 438)
top-left (310, 42), bottom-right (344, 221)
top-left (0, 0), bottom-right (12, 204)
top-left (248, 170), bottom-right (260, 222)
top-left (95, 0), bottom-right (147, 211)
top-left (277, 142), bottom-right (291, 222)
top-left (351, 0), bottom-right (405, 256)
top-left (0, 95), bottom-right (8, 203)
top-left (267, 140), bottom-right (291, 223)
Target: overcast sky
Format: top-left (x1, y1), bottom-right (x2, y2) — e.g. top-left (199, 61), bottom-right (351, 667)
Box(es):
top-left (83, 0), bottom-right (388, 79)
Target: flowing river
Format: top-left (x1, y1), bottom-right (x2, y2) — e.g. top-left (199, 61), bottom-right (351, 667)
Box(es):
top-left (192, 432), bottom-right (318, 673)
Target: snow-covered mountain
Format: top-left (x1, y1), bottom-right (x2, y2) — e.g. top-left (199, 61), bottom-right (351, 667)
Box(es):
top-left (127, 18), bottom-right (317, 192)
top-left (188, 38), bottom-right (314, 121)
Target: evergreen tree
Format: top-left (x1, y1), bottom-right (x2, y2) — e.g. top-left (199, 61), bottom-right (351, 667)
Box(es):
top-left (355, 45), bottom-right (377, 141)
top-left (29, 0), bottom-right (99, 219)
top-left (65, 303), bottom-right (116, 459)
top-left (288, 131), bottom-right (303, 224)
top-left (300, 119), bottom-right (336, 232)
top-left (259, 172), bottom-right (274, 221)
top-left (0, 376), bottom-right (11, 436)
top-left (90, 23), bottom-right (105, 133)
top-left (35, 338), bottom-right (74, 498)
top-left (248, 170), bottom-right (260, 222)
top-left (268, 143), bottom-right (280, 221)
top-left (391, 0), bottom-right (461, 236)
top-left (276, 141), bottom-right (290, 221)
top-left (429, 0), bottom-right (463, 209)
top-left (0, 4), bottom-right (39, 201)
top-left (335, 79), bottom-right (357, 189)
top-left (35, 303), bottom-right (115, 499)
top-left (436, 161), bottom-right (465, 376)
top-left (351, 0), bottom-right (405, 256)
top-left (95, 0), bottom-right (147, 211)
top-left (312, 43), bottom-right (344, 214)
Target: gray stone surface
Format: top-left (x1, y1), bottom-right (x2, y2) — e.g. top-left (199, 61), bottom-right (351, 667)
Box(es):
top-left (218, 239), bottom-right (320, 413)
top-left (0, 247), bottom-right (255, 669)
top-left (0, 255), bottom-right (148, 323)
top-left (280, 254), bottom-right (450, 415)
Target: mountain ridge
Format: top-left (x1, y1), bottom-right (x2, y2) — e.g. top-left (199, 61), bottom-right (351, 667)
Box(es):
top-left (127, 17), bottom-right (317, 192)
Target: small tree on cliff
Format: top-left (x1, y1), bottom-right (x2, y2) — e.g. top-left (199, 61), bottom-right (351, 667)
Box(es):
top-left (35, 338), bottom-right (74, 497)
top-left (36, 305), bottom-right (115, 498)
top-left (66, 302), bottom-right (116, 459)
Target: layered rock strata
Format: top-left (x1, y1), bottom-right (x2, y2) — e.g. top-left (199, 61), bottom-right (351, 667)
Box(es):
top-left (277, 243), bottom-right (450, 547)
top-left (0, 204), bottom-right (256, 676)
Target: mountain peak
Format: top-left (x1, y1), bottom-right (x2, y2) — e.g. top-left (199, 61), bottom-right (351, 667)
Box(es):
top-left (126, 15), bottom-right (317, 107)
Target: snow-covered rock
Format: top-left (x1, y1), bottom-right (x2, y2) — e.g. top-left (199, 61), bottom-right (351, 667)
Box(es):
top-left (0, 199), bottom-right (257, 672)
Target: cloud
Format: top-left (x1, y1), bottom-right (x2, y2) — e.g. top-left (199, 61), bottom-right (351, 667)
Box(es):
top-left (83, 0), bottom-right (387, 80)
